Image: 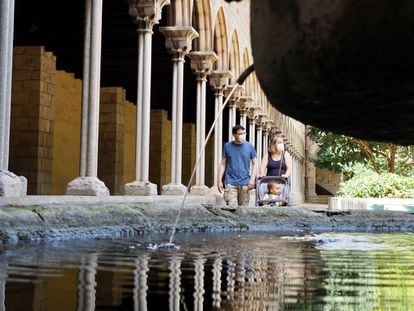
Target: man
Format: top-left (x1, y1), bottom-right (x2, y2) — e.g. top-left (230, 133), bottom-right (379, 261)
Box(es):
top-left (218, 125), bottom-right (258, 206)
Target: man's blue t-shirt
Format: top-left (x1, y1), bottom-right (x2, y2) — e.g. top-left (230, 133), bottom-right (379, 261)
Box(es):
top-left (222, 141), bottom-right (256, 185)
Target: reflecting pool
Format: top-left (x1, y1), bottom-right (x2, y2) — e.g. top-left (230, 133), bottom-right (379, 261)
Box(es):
top-left (1, 232), bottom-right (414, 310)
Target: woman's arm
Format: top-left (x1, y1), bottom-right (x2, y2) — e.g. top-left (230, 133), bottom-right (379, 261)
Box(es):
top-left (282, 152), bottom-right (292, 178)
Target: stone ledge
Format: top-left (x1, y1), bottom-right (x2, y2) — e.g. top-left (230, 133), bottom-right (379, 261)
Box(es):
top-left (0, 194), bottom-right (220, 207)
top-left (329, 197), bottom-right (414, 212)
top-left (1, 201), bottom-right (414, 245)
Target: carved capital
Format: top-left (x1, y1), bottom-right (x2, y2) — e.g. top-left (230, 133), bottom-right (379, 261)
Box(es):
top-left (209, 70), bottom-right (233, 91)
top-left (188, 51), bottom-right (218, 78)
top-left (128, 0), bottom-right (170, 30)
top-left (269, 127), bottom-right (281, 136)
top-left (247, 106), bottom-right (258, 120)
top-left (253, 106), bottom-right (262, 120)
top-left (238, 95), bottom-right (254, 111)
top-left (257, 113), bottom-right (268, 126)
top-left (159, 26), bottom-right (199, 59)
top-left (264, 119), bottom-right (275, 131)
top-left (224, 84), bottom-right (244, 102)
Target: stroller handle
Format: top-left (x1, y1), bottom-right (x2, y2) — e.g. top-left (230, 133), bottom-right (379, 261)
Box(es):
top-left (257, 176), bottom-right (288, 183)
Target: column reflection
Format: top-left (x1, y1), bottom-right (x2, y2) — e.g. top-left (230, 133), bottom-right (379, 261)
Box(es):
top-left (77, 253), bottom-right (98, 311)
top-left (193, 255), bottom-right (206, 311)
top-left (226, 259), bottom-right (236, 301)
top-left (0, 262), bottom-right (6, 311)
top-left (168, 256), bottom-right (182, 311)
top-left (133, 254), bottom-right (150, 311)
top-left (212, 256), bottom-right (222, 309)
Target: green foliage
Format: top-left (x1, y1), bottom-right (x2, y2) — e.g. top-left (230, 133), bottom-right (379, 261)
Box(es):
top-left (337, 169), bottom-right (414, 198)
top-left (309, 127), bottom-right (414, 177)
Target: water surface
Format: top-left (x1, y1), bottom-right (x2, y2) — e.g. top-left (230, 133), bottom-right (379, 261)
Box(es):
top-left (1, 232), bottom-right (413, 310)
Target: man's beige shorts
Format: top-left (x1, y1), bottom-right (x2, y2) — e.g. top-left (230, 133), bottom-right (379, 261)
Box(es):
top-left (223, 184), bottom-right (250, 206)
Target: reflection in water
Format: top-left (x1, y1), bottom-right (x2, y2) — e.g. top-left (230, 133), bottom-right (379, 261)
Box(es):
top-left (0, 233), bottom-right (414, 310)
top-left (133, 254), bottom-right (149, 311)
top-left (194, 254), bottom-right (205, 311)
top-left (0, 261), bottom-right (6, 311)
top-left (212, 256), bottom-right (222, 309)
top-left (225, 259), bottom-right (236, 302)
top-left (168, 255), bottom-right (182, 311)
top-left (77, 253), bottom-right (98, 311)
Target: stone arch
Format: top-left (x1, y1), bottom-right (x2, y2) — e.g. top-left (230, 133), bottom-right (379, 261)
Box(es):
top-left (253, 72), bottom-right (260, 105)
top-left (242, 48), bottom-right (252, 94)
top-left (213, 7), bottom-right (228, 69)
top-left (191, 0), bottom-right (213, 51)
top-left (229, 30), bottom-right (240, 84)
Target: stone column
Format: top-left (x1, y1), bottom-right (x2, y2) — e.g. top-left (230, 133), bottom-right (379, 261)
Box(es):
top-left (209, 70), bottom-right (232, 189)
top-left (247, 107), bottom-right (257, 146)
top-left (160, 26), bottom-right (198, 195)
top-left (256, 122), bottom-right (263, 166)
top-left (239, 108), bottom-right (247, 129)
top-left (125, 0), bottom-right (170, 196)
top-left (66, 0), bottom-right (109, 196)
top-left (188, 51), bottom-right (217, 195)
top-left (0, 0), bottom-right (27, 196)
top-left (228, 101), bottom-right (236, 141)
top-left (225, 85), bottom-right (243, 141)
top-left (263, 126), bottom-right (269, 156)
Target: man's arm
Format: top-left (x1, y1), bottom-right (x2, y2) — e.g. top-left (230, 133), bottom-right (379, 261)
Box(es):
top-left (217, 157), bottom-right (226, 193)
top-left (248, 157), bottom-right (258, 190)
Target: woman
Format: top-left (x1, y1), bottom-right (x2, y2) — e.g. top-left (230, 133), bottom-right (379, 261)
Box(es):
top-left (259, 134), bottom-right (291, 178)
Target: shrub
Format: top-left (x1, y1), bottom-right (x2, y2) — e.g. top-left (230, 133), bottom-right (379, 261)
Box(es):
top-left (337, 170), bottom-right (414, 198)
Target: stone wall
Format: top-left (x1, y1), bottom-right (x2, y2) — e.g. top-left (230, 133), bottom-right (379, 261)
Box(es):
top-left (10, 46), bottom-right (55, 195)
top-left (205, 134), bottom-right (214, 187)
top-left (150, 109), bottom-right (171, 192)
top-left (122, 100), bottom-right (136, 186)
top-left (182, 123), bottom-right (196, 187)
top-left (52, 71), bottom-right (82, 194)
top-left (316, 168), bottom-right (341, 195)
top-left (99, 87), bottom-right (125, 195)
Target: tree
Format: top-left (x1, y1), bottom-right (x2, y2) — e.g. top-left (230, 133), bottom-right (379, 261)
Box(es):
top-left (308, 128), bottom-right (414, 177)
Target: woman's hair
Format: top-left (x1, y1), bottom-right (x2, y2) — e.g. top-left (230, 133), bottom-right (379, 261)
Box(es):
top-left (269, 134), bottom-right (284, 154)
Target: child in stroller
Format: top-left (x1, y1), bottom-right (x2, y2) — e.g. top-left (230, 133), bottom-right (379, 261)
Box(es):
top-left (256, 176), bottom-right (289, 206)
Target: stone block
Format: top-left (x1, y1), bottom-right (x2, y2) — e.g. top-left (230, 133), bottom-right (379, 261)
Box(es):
top-left (190, 184), bottom-right (209, 195)
top-left (0, 170), bottom-right (27, 197)
top-left (161, 183), bottom-right (187, 195)
top-left (66, 177), bottom-right (110, 196)
top-left (125, 181), bottom-right (157, 196)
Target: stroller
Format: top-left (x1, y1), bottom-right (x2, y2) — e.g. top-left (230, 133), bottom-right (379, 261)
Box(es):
top-left (256, 176), bottom-right (290, 206)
